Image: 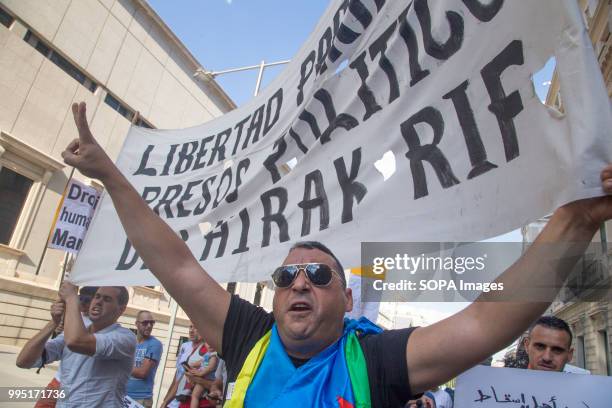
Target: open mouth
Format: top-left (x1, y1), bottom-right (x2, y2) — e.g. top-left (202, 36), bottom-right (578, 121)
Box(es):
top-left (289, 302), bottom-right (312, 313)
top-left (90, 307), bottom-right (101, 316)
top-left (537, 363), bottom-right (555, 370)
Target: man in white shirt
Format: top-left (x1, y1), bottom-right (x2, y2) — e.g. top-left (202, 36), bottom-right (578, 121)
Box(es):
top-left (17, 283), bottom-right (136, 407)
top-left (34, 286), bottom-right (97, 408)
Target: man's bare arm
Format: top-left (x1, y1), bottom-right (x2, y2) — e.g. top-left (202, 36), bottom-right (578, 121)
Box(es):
top-left (61, 102), bottom-right (230, 351)
top-left (131, 358), bottom-right (156, 379)
top-left (60, 283), bottom-right (97, 356)
top-left (406, 168), bottom-right (612, 393)
top-left (16, 322), bottom-right (57, 368)
top-left (16, 301), bottom-right (64, 368)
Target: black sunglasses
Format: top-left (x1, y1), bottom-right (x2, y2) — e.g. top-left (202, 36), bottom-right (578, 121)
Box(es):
top-left (138, 320), bottom-right (156, 326)
top-left (271, 263), bottom-right (337, 288)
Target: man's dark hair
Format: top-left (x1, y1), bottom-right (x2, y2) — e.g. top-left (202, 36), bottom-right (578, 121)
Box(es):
top-left (111, 286), bottom-right (129, 306)
top-left (529, 316), bottom-right (573, 347)
top-left (79, 286), bottom-right (98, 297)
top-left (290, 241), bottom-right (347, 288)
top-left (78, 286), bottom-right (98, 305)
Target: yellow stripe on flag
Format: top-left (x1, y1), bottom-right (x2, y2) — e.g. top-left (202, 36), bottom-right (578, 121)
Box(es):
top-left (350, 266), bottom-right (385, 280)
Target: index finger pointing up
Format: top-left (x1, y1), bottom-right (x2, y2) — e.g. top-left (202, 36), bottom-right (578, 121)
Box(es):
top-left (72, 102), bottom-right (95, 144)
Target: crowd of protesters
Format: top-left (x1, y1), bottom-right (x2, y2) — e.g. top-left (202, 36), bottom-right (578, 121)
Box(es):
top-left (14, 281), bottom-right (583, 408)
top-left (16, 284), bottom-right (225, 408)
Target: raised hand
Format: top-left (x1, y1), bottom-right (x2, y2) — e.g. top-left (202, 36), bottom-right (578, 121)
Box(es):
top-left (61, 102), bottom-right (116, 181)
top-left (50, 301), bottom-right (65, 327)
top-left (58, 281), bottom-right (78, 302)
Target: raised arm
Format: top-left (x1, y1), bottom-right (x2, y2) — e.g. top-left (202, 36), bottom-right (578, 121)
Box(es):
top-left (16, 301), bottom-right (64, 368)
top-left (59, 282), bottom-right (97, 355)
top-left (61, 102), bottom-right (230, 351)
top-left (406, 166), bottom-right (612, 393)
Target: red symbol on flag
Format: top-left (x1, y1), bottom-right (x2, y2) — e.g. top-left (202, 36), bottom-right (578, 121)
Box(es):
top-left (337, 396), bottom-right (354, 408)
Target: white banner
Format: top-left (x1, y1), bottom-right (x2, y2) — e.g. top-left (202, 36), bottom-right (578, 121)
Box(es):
top-left (48, 179), bottom-right (100, 254)
top-left (455, 365), bottom-right (612, 407)
top-left (71, 0), bottom-right (612, 285)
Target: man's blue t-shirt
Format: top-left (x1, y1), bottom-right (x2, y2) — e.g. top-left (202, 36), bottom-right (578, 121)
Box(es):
top-left (126, 336), bottom-right (163, 399)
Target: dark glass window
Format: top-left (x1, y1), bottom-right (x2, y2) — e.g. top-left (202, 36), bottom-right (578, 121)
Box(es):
top-left (0, 7), bottom-right (14, 28)
top-left (0, 167), bottom-right (33, 245)
top-left (24, 31), bottom-right (50, 57)
top-left (177, 336), bottom-right (189, 356)
top-left (104, 93), bottom-right (135, 122)
top-left (23, 31), bottom-right (97, 92)
top-left (602, 330), bottom-right (611, 375)
top-left (50, 52), bottom-right (86, 83)
top-left (136, 118), bottom-right (153, 129)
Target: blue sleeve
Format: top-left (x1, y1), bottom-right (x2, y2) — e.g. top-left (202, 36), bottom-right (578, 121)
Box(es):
top-left (146, 339), bottom-right (163, 362)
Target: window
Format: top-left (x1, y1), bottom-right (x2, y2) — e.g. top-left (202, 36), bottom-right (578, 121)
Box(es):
top-left (0, 7), bottom-right (14, 28)
top-left (575, 335), bottom-right (586, 368)
top-left (24, 31), bottom-right (50, 56)
top-left (0, 168), bottom-right (33, 245)
top-left (104, 93), bottom-right (134, 121)
top-left (23, 31), bottom-right (97, 92)
top-left (177, 336), bottom-right (189, 356)
top-left (104, 94), bottom-right (154, 128)
top-left (136, 118), bottom-right (153, 129)
top-left (0, 131), bottom-right (64, 251)
top-left (600, 330), bottom-right (611, 375)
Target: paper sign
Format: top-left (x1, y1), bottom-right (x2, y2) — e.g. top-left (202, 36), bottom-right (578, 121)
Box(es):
top-left (456, 365), bottom-right (612, 408)
top-left (48, 179), bottom-right (100, 254)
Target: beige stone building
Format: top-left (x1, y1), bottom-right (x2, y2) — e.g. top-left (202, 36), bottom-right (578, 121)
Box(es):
top-left (0, 0), bottom-right (241, 382)
top-left (523, 0), bottom-right (612, 376)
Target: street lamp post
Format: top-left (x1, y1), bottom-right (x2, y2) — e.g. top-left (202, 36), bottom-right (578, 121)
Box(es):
top-left (194, 59), bottom-right (290, 96)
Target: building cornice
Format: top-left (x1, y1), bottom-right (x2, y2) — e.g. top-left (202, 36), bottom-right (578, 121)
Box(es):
top-left (0, 131), bottom-right (65, 172)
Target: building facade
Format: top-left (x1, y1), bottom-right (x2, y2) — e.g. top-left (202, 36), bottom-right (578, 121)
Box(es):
top-left (523, 0), bottom-right (612, 376)
top-left (0, 0), bottom-right (236, 380)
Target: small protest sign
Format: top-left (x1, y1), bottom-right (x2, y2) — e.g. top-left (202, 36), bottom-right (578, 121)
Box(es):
top-left (48, 179), bottom-right (100, 254)
top-left (456, 365), bottom-right (612, 408)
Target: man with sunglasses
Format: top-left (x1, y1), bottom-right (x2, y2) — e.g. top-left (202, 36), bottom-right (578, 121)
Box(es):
top-left (62, 102), bottom-right (612, 407)
top-left (127, 310), bottom-right (163, 407)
